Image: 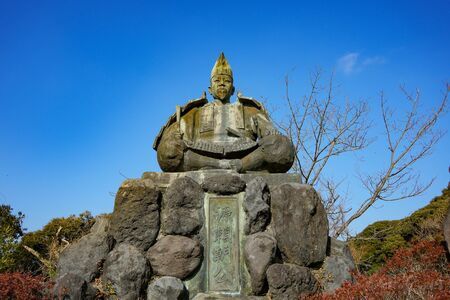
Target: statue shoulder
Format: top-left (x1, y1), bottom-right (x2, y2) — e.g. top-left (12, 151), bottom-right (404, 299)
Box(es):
top-left (153, 92), bottom-right (208, 150)
top-left (237, 92), bottom-right (268, 114)
top-left (182, 92), bottom-right (209, 113)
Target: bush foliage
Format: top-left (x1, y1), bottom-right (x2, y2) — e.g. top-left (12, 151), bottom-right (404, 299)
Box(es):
top-left (2, 211), bottom-right (94, 275)
top-left (309, 240), bottom-right (450, 299)
top-left (349, 187), bottom-right (450, 274)
top-left (0, 272), bottom-right (53, 300)
top-left (0, 205), bottom-right (25, 272)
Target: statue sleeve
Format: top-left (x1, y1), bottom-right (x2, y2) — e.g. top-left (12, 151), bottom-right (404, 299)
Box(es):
top-left (255, 111), bottom-right (296, 172)
top-left (156, 123), bottom-right (185, 172)
top-left (255, 111), bottom-right (280, 138)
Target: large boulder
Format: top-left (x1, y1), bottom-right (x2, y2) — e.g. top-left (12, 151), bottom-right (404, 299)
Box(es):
top-left (108, 179), bottom-right (160, 251)
top-left (271, 183), bottom-right (328, 266)
top-left (53, 273), bottom-right (97, 300)
top-left (266, 264), bottom-right (319, 300)
top-left (316, 238), bottom-right (355, 292)
top-left (89, 214), bottom-right (111, 234)
top-left (243, 177), bottom-right (271, 235)
top-left (202, 173), bottom-right (246, 195)
top-left (56, 228), bottom-right (114, 283)
top-left (147, 235), bottom-right (202, 279)
top-left (102, 243), bottom-right (151, 300)
top-left (244, 232), bottom-right (277, 295)
top-left (444, 206), bottom-right (450, 253)
top-left (147, 276), bottom-right (188, 300)
top-left (162, 177), bottom-right (204, 236)
top-left (192, 294), bottom-right (266, 299)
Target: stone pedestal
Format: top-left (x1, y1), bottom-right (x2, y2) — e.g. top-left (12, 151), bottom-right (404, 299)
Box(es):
top-left (54, 170), bottom-right (336, 300)
top-left (141, 170), bottom-right (302, 192)
top-left (144, 170), bottom-right (303, 298)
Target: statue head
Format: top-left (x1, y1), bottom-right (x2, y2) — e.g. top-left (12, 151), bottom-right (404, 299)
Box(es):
top-left (209, 52), bottom-right (235, 103)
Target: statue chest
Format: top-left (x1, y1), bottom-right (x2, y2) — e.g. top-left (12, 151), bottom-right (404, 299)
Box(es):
top-left (197, 103), bottom-right (246, 144)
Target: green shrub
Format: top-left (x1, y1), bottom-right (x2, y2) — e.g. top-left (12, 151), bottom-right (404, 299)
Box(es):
top-left (350, 187), bottom-right (450, 274)
top-left (0, 205), bottom-right (25, 272)
top-left (11, 211), bottom-right (95, 275)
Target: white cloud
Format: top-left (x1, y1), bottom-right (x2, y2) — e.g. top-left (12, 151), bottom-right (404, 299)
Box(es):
top-left (337, 53), bottom-right (386, 75)
top-left (337, 53), bottom-right (359, 74)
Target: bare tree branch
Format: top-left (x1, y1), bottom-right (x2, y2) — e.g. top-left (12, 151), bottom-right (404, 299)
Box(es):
top-left (278, 68), bottom-right (448, 238)
top-left (335, 84), bottom-right (448, 236)
top-left (278, 70), bottom-right (372, 236)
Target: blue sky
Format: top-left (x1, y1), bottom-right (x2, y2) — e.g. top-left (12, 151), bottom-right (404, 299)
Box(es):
top-left (0, 1), bottom-right (449, 233)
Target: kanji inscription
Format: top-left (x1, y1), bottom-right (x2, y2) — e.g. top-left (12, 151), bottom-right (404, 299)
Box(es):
top-left (208, 196), bottom-right (239, 292)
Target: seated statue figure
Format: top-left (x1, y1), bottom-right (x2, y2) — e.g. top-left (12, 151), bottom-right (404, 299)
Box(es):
top-left (153, 53), bottom-right (295, 173)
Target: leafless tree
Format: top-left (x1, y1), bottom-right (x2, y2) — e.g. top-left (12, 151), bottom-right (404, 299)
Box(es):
top-left (277, 69), bottom-right (370, 237)
top-left (335, 85), bottom-right (448, 237)
top-left (278, 69), bottom-right (448, 238)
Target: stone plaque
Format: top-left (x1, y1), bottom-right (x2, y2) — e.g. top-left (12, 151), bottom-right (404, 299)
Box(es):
top-left (208, 196), bottom-right (240, 292)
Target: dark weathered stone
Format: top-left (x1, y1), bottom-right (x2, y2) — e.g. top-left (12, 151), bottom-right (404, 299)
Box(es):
top-left (266, 264), bottom-right (319, 300)
top-left (192, 294), bottom-right (267, 299)
top-left (164, 177), bottom-right (203, 208)
top-left (444, 206), bottom-right (450, 253)
top-left (162, 177), bottom-right (204, 236)
top-left (147, 276), bottom-right (188, 300)
top-left (316, 238), bottom-right (355, 292)
top-left (147, 235), bottom-right (202, 279)
top-left (102, 243), bottom-right (151, 300)
top-left (55, 215), bottom-right (113, 299)
top-left (141, 171), bottom-right (302, 190)
top-left (57, 231), bottom-right (114, 282)
top-left (244, 232), bottom-right (277, 295)
top-left (53, 273), bottom-right (97, 300)
top-left (163, 209), bottom-right (203, 236)
top-left (89, 214), bottom-right (110, 234)
top-left (201, 174), bottom-right (246, 195)
top-left (271, 183), bottom-right (328, 266)
top-left (108, 179), bottom-right (160, 251)
top-left (329, 237), bottom-right (354, 261)
top-left (319, 257), bottom-right (352, 292)
top-left (243, 177), bottom-right (271, 235)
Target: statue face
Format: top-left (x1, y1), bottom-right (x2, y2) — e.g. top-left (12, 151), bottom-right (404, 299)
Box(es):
top-left (209, 74), bottom-right (234, 102)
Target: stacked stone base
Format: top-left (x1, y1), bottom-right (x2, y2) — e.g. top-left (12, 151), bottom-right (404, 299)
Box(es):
top-left (54, 170), bottom-right (354, 299)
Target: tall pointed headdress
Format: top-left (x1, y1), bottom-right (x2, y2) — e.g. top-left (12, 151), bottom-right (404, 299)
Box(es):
top-left (211, 52), bottom-right (233, 80)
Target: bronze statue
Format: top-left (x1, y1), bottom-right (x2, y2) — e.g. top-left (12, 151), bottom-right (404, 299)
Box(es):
top-left (153, 53), bottom-right (295, 173)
